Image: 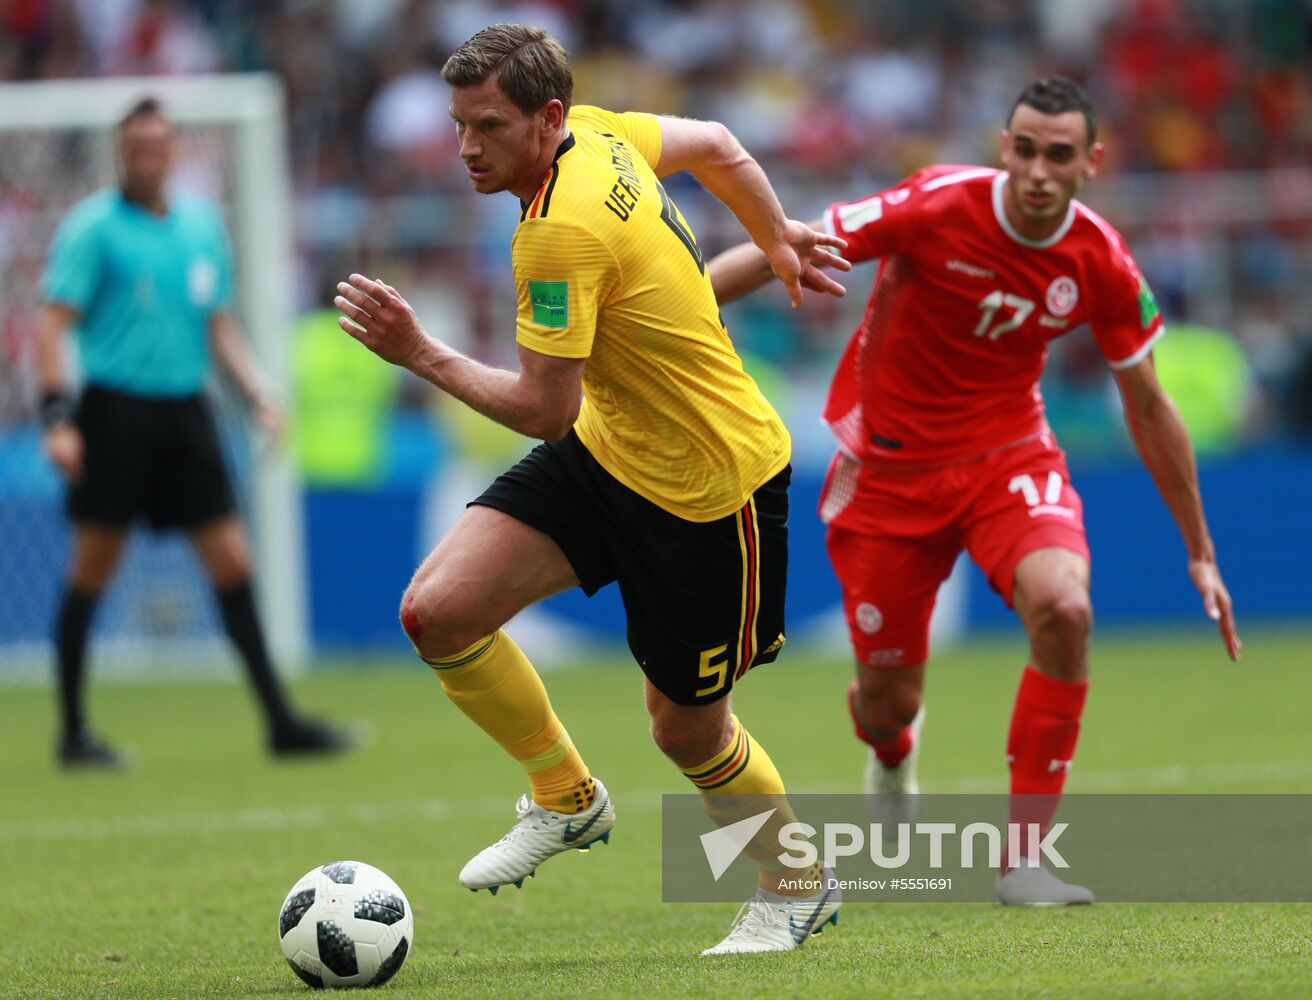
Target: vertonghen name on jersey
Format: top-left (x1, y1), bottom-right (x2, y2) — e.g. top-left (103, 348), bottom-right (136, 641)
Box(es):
top-left (602, 135), bottom-right (644, 222)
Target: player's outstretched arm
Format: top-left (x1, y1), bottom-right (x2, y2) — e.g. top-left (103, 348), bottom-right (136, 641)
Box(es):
top-left (707, 217), bottom-right (849, 306)
top-left (653, 117), bottom-right (848, 309)
top-left (336, 274), bottom-right (584, 441)
top-left (1114, 357), bottom-right (1241, 660)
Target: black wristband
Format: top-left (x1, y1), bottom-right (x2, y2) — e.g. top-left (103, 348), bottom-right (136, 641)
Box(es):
top-left (40, 390), bottom-right (76, 429)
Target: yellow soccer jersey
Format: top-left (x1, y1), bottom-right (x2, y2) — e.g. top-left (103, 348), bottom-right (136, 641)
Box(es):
top-left (512, 104), bottom-right (790, 522)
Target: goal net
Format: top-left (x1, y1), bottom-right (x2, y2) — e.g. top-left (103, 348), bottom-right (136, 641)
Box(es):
top-left (0, 75), bottom-right (305, 682)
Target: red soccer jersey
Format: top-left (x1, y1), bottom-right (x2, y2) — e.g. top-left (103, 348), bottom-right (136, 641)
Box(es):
top-left (822, 165), bottom-right (1164, 467)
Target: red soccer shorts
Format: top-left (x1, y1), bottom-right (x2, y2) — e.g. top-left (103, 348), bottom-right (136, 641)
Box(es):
top-left (819, 434), bottom-right (1090, 668)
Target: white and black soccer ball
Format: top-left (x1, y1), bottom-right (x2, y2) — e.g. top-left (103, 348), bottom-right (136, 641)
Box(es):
top-left (278, 861), bottom-right (414, 989)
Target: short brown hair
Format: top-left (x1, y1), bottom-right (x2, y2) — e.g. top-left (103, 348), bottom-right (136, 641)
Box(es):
top-left (118, 96), bottom-right (168, 132)
top-left (441, 23), bottom-right (573, 116)
top-left (1009, 77), bottom-right (1097, 145)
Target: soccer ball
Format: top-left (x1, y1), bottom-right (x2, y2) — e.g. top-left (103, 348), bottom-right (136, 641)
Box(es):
top-left (278, 861), bottom-right (414, 989)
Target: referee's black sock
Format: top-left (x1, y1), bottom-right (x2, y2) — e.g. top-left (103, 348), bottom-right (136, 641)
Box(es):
top-left (216, 581), bottom-right (295, 730)
top-left (55, 586), bottom-right (99, 738)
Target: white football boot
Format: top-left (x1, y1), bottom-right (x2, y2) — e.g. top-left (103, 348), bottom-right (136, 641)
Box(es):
top-left (701, 870), bottom-right (842, 956)
top-left (997, 862), bottom-right (1094, 906)
top-left (460, 779), bottom-right (614, 894)
top-left (864, 705), bottom-right (925, 830)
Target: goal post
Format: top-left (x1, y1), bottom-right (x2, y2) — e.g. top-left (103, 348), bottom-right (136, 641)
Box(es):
top-left (0, 74), bottom-right (306, 679)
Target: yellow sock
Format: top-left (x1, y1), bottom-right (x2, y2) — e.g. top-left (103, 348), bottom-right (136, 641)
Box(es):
top-left (683, 715), bottom-right (818, 895)
top-left (430, 630), bottom-right (594, 814)
top-left (681, 714), bottom-right (784, 794)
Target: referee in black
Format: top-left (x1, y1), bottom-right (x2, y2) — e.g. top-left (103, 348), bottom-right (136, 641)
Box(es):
top-left (36, 98), bottom-right (351, 767)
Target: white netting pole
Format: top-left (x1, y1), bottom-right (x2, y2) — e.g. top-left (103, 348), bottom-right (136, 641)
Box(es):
top-left (232, 80), bottom-right (307, 675)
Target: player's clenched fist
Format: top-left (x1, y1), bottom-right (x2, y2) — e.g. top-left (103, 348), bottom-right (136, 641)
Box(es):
top-left (335, 273), bottom-right (429, 370)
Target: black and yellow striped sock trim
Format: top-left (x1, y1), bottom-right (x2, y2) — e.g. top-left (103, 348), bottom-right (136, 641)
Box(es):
top-left (424, 633), bottom-right (496, 671)
top-left (682, 719), bottom-right (751, 791)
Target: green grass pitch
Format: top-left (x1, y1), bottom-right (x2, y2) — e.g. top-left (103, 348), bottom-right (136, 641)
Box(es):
top-left (2, 627), bottom-right (1310, 998)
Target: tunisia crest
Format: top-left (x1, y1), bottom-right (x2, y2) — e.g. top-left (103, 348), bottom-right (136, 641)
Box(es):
top-left (1046, 276), bottom-right (1079, 317)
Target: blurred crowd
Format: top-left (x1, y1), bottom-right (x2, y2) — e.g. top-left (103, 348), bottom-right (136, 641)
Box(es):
top-left (3, 0), bottom-right (1312, 450)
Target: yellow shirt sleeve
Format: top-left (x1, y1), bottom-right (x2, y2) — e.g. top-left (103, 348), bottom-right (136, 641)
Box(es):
top-left (513, 218), bottom-right (621, 360)
top-left (567, 105), bottom-right (663, 170)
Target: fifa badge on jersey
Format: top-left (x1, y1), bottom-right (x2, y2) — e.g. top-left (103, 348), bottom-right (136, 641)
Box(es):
top-left (528, 280), bottom-right (569, 328)
top-left (1138, 276), bottom-right (1160, 329)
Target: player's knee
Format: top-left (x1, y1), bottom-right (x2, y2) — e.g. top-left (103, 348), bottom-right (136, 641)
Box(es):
top-left (398, 580), bottom-right (485, 661)
top-left (855, 685), bottom-right (921, 735)
top-left (399, 590), bottom-right (424, 643)
top-left (884, 694), bottom-right (923, 732)
top-left (855, 667), bottom-right (922, 727)
top-left (195, 519), bottom-right (251, 589)
top-left (209, 562), bottom-right (249, 592)
top-left (1030, 588), bottom-right (1093, 641)
top-left (649, 714), bottom-right (718, 769)
top-left (649, 716), bottom-right (688, 761)
top-left (71, 549), bottom-right (126, 592)
top-left (70, 564), bottom-right (112, 593)
top-left (217, 550), bottom-right (251, 588)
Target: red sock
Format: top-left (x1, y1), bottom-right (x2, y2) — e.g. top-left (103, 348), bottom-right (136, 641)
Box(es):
top-left (1006, 665), bottom-right (1088, 859)
top-left (847, 679), bottom-right (914, 768)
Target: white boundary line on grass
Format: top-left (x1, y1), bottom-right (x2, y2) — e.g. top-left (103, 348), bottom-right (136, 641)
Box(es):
top-left (3, 757), bottom-right (1310, 844)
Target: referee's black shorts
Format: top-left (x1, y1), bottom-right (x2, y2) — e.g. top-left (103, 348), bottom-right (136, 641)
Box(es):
top-left (473, 430), bottom-right (789, 706)
top-left (69, 385), bottom-right (236, 531)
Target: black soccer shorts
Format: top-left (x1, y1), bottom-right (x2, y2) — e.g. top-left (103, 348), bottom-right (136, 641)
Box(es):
top-left (472, 430), bottom-right (789, 706)
top-left (69, 385), bottom-right (236, 530)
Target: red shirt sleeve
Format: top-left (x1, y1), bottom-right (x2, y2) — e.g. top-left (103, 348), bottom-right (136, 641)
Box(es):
top-left (1089, 230), bottom-right (1166, 369)
top-left (823, 170), bottom-right (936, 265)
